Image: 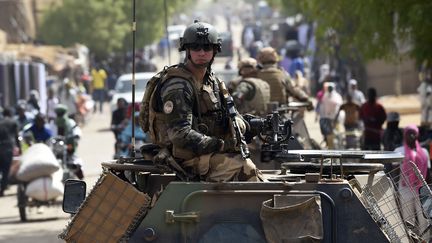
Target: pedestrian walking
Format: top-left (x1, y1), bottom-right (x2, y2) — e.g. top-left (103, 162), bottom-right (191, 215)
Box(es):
top-left (0, 108), bottom-right (20, 196)
top-left (359, 88), bottom-right (386, 150)
top-left (139, 21), bottom-right (262, 182)
top-left (348, 79), bottom-right (366, 106)
top-left (335, 94), bottom-right (362, 149)
top-left (418, 72), bottom-right (432, 128)
top-left (318, 82), bottom-right (342, 149)
top-left (46, 87), bottom-right (59, 122)
top-left (394, 125), bottom-right (430, 234)
top-left (91, 65), bottom-right (107, 113)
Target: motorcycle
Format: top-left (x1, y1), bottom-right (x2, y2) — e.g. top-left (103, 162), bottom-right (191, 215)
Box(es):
top-left (49, 135), bottom-right (83, 181)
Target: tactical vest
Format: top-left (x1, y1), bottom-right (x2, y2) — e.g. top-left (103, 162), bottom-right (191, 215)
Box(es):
top-left (146, 67), bottom-right (195, 147)
top-left (146, 66), bottom-right (230, 160)
top-left (239, 77), bottom-right (270, 115)
top-left (256, 67), bottom-right (287, 105)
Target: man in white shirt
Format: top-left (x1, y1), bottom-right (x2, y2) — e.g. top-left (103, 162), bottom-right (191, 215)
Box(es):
top-left (418, 77), bottom-right (432, 128)
top-left (46, 87), bottom-right (59, 122)
top-left (348, 79), bottom-right (366, 106)
top-left (318, 82), bottom-right (343, 148)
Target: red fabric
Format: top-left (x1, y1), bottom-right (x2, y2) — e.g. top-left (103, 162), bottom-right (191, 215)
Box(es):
top-left (359, 101), bottom-right (386, 143)
top-left (127, 103), bottom-right (140, 119)
top-left (401, 125), bottom-right (428, 190)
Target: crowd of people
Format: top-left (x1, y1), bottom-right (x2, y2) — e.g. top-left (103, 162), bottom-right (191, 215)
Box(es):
top-left (2, 21), bottom-right (430, 229)
top-left (0, 61), bottom-right (119, 196)
top-left (133, 22), bottom-right (432, 231)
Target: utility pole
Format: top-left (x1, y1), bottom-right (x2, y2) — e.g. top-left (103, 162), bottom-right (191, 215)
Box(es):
top-left (164, 0), bottom-right (171, 65)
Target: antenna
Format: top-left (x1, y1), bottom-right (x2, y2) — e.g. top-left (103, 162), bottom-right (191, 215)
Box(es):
top-left (130, 0), bottom-right (136, 157)
top-left (164, 0), bottom-right (171, 65)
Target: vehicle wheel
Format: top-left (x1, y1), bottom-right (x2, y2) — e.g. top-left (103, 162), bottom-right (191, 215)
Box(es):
top-left (17, 184), bottom-right (28, 221)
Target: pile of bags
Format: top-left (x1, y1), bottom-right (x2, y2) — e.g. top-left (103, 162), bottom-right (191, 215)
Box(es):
top-left (16, 143), bottom-right (64, 201)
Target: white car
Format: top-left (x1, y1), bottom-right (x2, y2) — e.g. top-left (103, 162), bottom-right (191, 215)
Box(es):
top-left (110, 72), bottom-right (156, 111)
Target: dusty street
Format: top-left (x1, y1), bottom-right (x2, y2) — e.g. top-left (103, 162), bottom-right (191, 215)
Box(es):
top-left (0, 105), bottom-right (114, 243)
top-left (0, 95), bottom-right (422, 242)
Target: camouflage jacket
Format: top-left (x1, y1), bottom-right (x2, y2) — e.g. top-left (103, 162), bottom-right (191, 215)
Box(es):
top-left (152, 66), bottom-right (231, 160)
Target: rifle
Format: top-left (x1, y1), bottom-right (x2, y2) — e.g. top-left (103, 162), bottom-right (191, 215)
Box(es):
top-left (225, 96), bottom-right (250, 160)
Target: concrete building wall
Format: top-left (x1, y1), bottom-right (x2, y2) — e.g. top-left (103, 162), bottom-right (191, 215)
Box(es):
top-left (366, 58), bottom-right (419, 96)
top-left (0, 0), bottom-right (60, 43)
top-left (0, 0), bottom-right (35, 43)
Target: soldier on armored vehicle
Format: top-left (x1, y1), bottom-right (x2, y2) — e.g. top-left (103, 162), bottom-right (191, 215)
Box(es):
top-left (139, 21), bottom-right (261, 182)
top-left (254, 47), bottom-right (320, 150)
top-left (59, 20), bottom-right (432, 243)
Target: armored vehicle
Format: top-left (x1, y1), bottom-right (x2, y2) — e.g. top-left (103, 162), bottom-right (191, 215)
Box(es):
top-left (60, 112), bottom-right (432, 243)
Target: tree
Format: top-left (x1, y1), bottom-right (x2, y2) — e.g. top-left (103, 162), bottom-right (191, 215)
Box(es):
top-left (269, 0), bottom-right (432, 64)
top-left (38, 0), bottom-right (129, 58)
top-left (122, 0), bottom-right (193, 49)
top-left (38, 0), bottom-right (193, 58)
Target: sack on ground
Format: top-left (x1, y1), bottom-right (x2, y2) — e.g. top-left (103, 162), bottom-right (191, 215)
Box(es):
top-left (25, 170), bottom-right (64, 201)
top-left (16, 143), bottom-right (60, 182)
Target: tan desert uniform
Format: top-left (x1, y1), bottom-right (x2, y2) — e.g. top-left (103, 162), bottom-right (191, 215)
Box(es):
top-left (235, 77), bottom-right (270, 115)
top-left (256, 47), bottom-right (309, 106)
top-left (257, 64), bottom-right (309, 105)
top-left (256, 65), bottom-right (288, 104)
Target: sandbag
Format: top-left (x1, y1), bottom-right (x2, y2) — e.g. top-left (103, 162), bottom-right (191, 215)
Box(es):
top-left (25, 169), bottom-right (64, 201)
top-left (16, 143), bottom-right (60, 182)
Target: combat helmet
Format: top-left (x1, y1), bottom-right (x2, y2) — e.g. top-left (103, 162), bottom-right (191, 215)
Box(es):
top-left (179, 20), bottom-right (221, 53)
top-left (238, 57), bottom-right (257, 76)
top-left (238, 57), bottom-right (257, 70)
top-left (257, 47), bottom-right (279, 64)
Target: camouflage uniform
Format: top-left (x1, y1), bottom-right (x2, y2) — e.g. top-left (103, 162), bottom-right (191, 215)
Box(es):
top-left (143, 21), bottom-right (261, 182)
top-left (154, 66), bottom-right (260, 182)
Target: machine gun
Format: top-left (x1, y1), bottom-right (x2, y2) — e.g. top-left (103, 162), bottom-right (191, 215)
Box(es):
top-left (244, 111), bottom-right (294, 162)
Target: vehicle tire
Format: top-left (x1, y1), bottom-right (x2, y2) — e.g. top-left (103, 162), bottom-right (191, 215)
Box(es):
top-left (17, 183), bottom-right (27, 222)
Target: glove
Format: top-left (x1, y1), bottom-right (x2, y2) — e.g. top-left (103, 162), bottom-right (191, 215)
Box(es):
top-left (235, 116), bottom-right (247, 135)
top-left (153, 147), bottom-right (171, 165)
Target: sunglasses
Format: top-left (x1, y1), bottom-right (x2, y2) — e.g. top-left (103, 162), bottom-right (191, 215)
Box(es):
top-left (189, 44), bottom-right (214, 52)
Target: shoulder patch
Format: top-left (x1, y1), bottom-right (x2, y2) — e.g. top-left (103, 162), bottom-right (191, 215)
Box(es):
top-left (163, 100), bottom-right (174, 114)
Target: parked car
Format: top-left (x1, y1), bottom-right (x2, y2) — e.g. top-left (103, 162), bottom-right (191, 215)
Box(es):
top-left (110, 72), bottom-right (156, 111)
